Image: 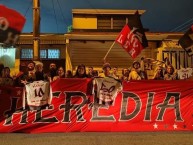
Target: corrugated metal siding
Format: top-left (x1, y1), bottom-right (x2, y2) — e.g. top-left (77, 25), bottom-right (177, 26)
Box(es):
top-left (69, 40), bottom-right (155, 69)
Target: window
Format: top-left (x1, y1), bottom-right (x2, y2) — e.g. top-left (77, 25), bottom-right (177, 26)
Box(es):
top-left (40, 49), bottom-right (47, 59)
top-left (0, 46), bottom-right (16, 68)
top-left (21, 49), bottom-right (60, 59)
top-left (48, 49), bottom-right (60, 59)
top-left (97, 16), bottom-right (111, 29)
top-left (21, 49), bottom-right (33, 59)
top-left (113, 16), bottom-right (126, 29)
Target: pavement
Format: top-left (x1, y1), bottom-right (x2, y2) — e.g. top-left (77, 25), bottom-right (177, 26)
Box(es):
top-left (0, 132), bottom-right (193, 145)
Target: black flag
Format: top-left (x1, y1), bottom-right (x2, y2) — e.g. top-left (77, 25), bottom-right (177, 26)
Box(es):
top-left (0, 5), bottom-right (26, 46)
top-left (178, 25), bottom-right (193, 56)
top-left (127, 10), bottom-right (148, 48)
top-left (116, 11), bottom-right (148, 58)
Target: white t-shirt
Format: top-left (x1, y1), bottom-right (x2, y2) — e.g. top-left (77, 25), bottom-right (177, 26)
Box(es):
top-left (177, 68), bottom-right (193, 80)
top-left (23, 81), bottom-right (52, 109)
top-left (94, 77), bottom-right (122, 105)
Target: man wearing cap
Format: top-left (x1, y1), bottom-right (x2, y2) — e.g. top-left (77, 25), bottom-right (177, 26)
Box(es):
top-left (128, 61), bottom-right (142, 80)
top-left (100, 62), bottom-right (113, 78)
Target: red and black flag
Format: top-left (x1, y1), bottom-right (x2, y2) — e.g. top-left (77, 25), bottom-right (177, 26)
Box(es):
top-left (0, 5), bottom-right (26, 46)
top-left (115, 11), bottom-right (148, 59)
top-left (178, 25), bottom-right (193, 56)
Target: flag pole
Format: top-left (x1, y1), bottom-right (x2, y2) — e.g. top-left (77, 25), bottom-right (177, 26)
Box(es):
top-left (103, 41), bottom-right (116, 62)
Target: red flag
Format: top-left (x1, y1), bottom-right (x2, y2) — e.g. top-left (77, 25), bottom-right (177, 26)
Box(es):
top-left (0, 5), bottom-right (26, 46)
top-left (178, 25), bottom-right (193, 56)
top-left (116, 11), bottom-right (148, 59)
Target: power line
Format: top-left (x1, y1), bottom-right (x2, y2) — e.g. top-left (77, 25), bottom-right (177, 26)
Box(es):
top-left (84, 0), bottom-right (102, 15)
top-left (52, 0), bottom-right (59, 33)
top-left (24, 0), bottom-right (33, 17)
top-left (176, 23), bottom-right (193, 32)
top-left (56, 0), bottom-right (68, 27)
top-left (170, 17), bottom-right (193, 32)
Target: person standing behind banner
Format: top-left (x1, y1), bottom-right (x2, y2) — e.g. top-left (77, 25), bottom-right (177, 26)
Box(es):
top-left (92, 70), bottom-right (99, 77)
top-left (177, 67), bottom-right (193, 80)
top-left (0, 67), bottom-right (14, 86)
top-left (22, 61), bottom-right (48, 84)
top-left (47, 63), bottom-right (57, 82)
top-left (65, 70), bottom-right (73, 78)
top-left (25, 61), bottom-right (36, 82)
top-left (164, 65), bottom-right (178, 80)
top-left (111, 66), bottom-right (119, 79)
top-left (140, 57), bottom-right (148, 80)
top-left (73, 64), bottom-right (88, 78)
top-left (22, 62), bottom-right (51, 110)
top-left (13, 65), bottom-right (28, 87)
top-left (0, 63), bottom-right (4, 77)
top-left (99, 63), bottom-right (113, 78)
top-left (188, 65), bottom-right (193, 80)
top-left (128, 61), bottom-right (141, 80)
top-left (23, 80), bottom-right (52, 111)
top-left (34, 62), bottom-right (49, 81)
top-left (153, 65), bottom-right (164, 80)
top-left (93, 76), bottom-right (122, 106)
top-left (53, 66), bottom-right (65, 81)
top-left (120, 68), bottom-right (130, 81)
top-left (87, 66), bottom-right (94, 78)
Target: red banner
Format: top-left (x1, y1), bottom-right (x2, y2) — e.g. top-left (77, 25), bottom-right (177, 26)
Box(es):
top-left (115, 11), bottom-right (148, 59)
top-left (0, 86), bottom-right (23, 119)
top-left (116, 25), bottom-right (143, 58)
top-left (0, 79), bottom-right (193, 133)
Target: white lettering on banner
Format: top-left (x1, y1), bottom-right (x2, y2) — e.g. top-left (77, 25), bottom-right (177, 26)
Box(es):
top-left (132, 37), bottom-right (139, 48)
top-left (116, 34), bottom-right (124, 44)
top-left (122, 27), bottom-right (143, 52)
top-left (127, 27), bottom-right (143, 43)
top-left (123, 40), bottom-right (130, 49)
top-left (0, 17), bottom-right (9, 31)
top-left (129, 48), bottom-right (136, 57)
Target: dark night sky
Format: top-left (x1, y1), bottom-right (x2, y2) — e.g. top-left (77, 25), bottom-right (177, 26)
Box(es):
top-left (1, 0), bottom-right (193, 33)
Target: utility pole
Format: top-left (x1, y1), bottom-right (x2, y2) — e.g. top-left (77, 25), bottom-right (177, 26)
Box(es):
top-left (33, 0), bottom-right (40, 61)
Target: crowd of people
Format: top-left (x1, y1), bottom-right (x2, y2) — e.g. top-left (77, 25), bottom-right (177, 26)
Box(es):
top-left (0, 57), bottom-right (192, 87)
